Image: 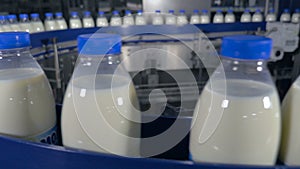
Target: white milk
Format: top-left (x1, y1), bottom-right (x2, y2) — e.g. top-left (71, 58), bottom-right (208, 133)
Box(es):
top-left (190, 11), bottom-right (201, 24)
top-left (70, 19), bottom-right (82, 29)
top-left (83, 18), bottom-right (95, 28)
top-left (0, 68), bottom-right (56, 139)
top-left (291, 10), bottom-right (300, 23)
top-left (177, 11), bottom-right (188, 25)
top-left (252, 10), bottom-right (263, 22)
top-left (190, 79), bottom-right (281, 165)
top-left (44, 20), bottom-right (57, 31)
top-left (165, 14), bottom-right (176, 25)
top-left (213, 11), bottom-right (224, 23)
top-left (152, 11), bottom-right (164, 25)
top-left (200, 11), bottom-right (210, 24)
top-left (96, 17), bottom-right (109, 27)
top-left (135, 12), bottom-right (146, 25)
top-left (225, 11), bottom-right (236, 23)
top-left (280, 10), bottom-right (291, 22)
top-left (241, 10), bottom-right (251, 22)
top-left (19, 23), bottom-right (31, 33)
top-left (62, 74), bottom-right (140, 157)
top-left (30, 21), bottom-right (45, 33)
top-left (110, 16), bottom-right (122, 26)
top-left (279, 78), bottom-right (300, 165)
top-left (9, 24), bottom-right (21, 32)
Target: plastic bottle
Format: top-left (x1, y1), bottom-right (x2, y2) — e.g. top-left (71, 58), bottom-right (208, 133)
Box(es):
top-left (7, 15), bottom-right (21, 32)
top-left (82, 11), bottom-right (95, 28)
top-left (135, 10), bottom-right (146, 25)
top-left (152, 10), bottom-right (164, 25)
top-left (30, 13), bottom-right (45, 33)
top-left (165, 10), bottom-right (176, 25)
top-left (123, 10), bottom-right (134, 26)
top-left (110, 10), bottom-right (122, 26)
top-left (69, 12), bottom-right (82, 29)
top-left (266, 9), bottom-right (276, 22)
top-left (213, 9), bottom-right (224, 23)
top-left (19, 14), bottom-right (31, 33)
top-left (190, 9), bottom-right (200, 24)
top-left (177, 9), bottom-right (188, 25)
top-left (280, 9), bottom-right (291, 22)
top-left (55, 12), bottom-right (68, 30)
top-left (62, 33), bottom-right (141, 157)
top-left (252, 9), bottom-right (263, 22)
top-left (0, 32), bottom-right (58, 144)
top-left (225, 9), bottom-right (235, 23)
top-left (200, 9), bottom-right (210, 24)
top-left (280, 75), bottom-right (300, 165)
top-left (44, 13), bottom-right (57, 31)
top-left (291, 8), bottom-right (300, 23)
top-left (240, 9), bottom-right (251, 22)
top-left (190, 35), bottom-right (281, 165)
top-left (0, 15), bottom-right (12, 32)
top-left (96, 11), bottom-right (108, 27)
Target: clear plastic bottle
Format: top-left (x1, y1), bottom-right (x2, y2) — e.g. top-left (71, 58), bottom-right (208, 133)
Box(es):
top-left (44, 13), bottom-right (57, 31)
top-left (55, 12), bottom-right (68, 30)
top-left (280, 75), bottom-right (300, 165)
top-left (190, 9), bottom-right (200, 24)
top-left (0, 15), bottom-right (12, 32)
top-left (252, 9), bottom-right (263, 22)
top-left (291, 8), bottom-right (300, 23)
top-left (61, 33), bottom-right (140, 157)
top-left (280, 9), bottom-right (291, 22)
top-left (266, 9), bottom-right (276, 22)
top-left (190, 35), bottom-right (281, 165)
top-left (30, 13), bottom-right (45, 33)
top-left (110, 10), bottom-right (122, 26)
top-left (135, 10), bottom-right (146, 25)
top-left (165, 10), bottom-right (176, 25)
top-left (69, 12), bottom-right (82, 29)
top-left (240, 9), bottom-right (251, 22)
top-left (7, 15), bottom-right (21, 32)
top-left (123, 10), bottom-right (135, 26)
top-left (19, 14), bottom-right (31, 33)
top-left (152, 10), bottom-right (164, 25)
top-left (0, 32), bottom-right (58, 144)
top-left (225, 9), bottom-right (235, 23)
top-left (96, 11), bottom-right (108, 27)
top-left (82, 11), bottom-right (95, 28)
top-left (200, 9), bottom-right (210, 24)
top-left (213, 9), bottom-right (224, 23)
top-left (177, 9), bottom-right (188, 25)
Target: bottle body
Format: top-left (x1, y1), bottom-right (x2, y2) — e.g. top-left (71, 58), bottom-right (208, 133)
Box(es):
top-left (0, 16), bottom-right (12, 32)
top-left (44, 13), bottom-right (57, 31)
top-left (291, 9), bottom-right (300, 23)
top-left (177, 10), bottom-right (188, 25)
top-left (83, 11), bottom-right (95, 28)
top-left (280, 9), bottom-right (291, 22)
top-left (110, 11), bottom-right (122, 26)
top-left (213, 11), bottom-right (224, 23)
top-left (252, 10), bottom-right (263, 22)
top-left (240, 10), bottom-right (251, 22)
top-left (8, 15), bottom-right (21, 32)
top-left (152, 10), bottom-right (164, 25)
top-left (30, 14), bottom-right (45, 33)
top-left (190, 10), bottom-right (200, 24)
top-left (69, 12), bottom-right (82, 29)
top-left (200, 10), bottom-right (210, 24)
top-left (165, 10), bottom-right (176, 25)
top-left (19, 14), bottom-right (31, 33)
top-left (123, 11), bottom-right (134, 26)
top-left (135, 11), bottom-right (146, 25)
top-left (55, 13), bottom-right (68, 30)
top-left (266, 14), bottom-right (276, 22)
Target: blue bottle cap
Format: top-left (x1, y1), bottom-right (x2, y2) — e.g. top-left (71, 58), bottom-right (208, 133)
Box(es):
top-left (268, 8), bottom-right (275, 13)
top-left (84, 11), bottom-right (91, 16)
top-left (244, 9), bottom-right (250, 13)
top-left (8, 15), bottom-right (17, 19)
top-left (155, 10), bottom-right (161, 13)
top-left (179, 9), bottom-right (185, 13)
top-left (284, 8), bottom-right (289, 13)
top-left (193, 9), bottom-right (199, 14)
top-left (98, 11), bottom-right (104, 15)
top-left (45, 13), bottom-right (53, 18)
top-left (30, 13), bottom-right (39, 18)
top-left (221, 35), bottom-right (272, 60)
top-left (125, 10), bottom-right (131, 15)
top-left (77, 33), bottom-right (122, 55)
top-left (295, 9), bottom-right (300, 13)
top-left (202, 9), bottom-right (208, 14)
top-left (0, 32), bottom-right (31, 49)
top-left (55, 12), bottom-right (63, 17)
top-left (71, 12), bottom-right (78, 17)
top-left (137, 10), bottom-right (143, 14)
top-left (227, 9), bottom-right (233, 13)
top-left (169, 10), bottom-right (174, 14)
top-left (255, 9), bottom-right (261, 13)
top-left (113, 10), bottom-right (119, 15)
top-left (0, 15), bottom-right (5, 20)
top-left (216, 9), bottom-right (223, 13)
top-left (19, 14), bottom-right (29, 19)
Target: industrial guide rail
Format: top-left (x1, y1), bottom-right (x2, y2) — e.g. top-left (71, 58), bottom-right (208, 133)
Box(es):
top-left (1, 23), bottom-right (299, 169)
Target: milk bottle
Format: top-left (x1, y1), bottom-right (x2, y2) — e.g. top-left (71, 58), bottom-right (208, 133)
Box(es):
top-left (280, 9), bottom-right (291, 22)
top-left (240, 9), bottom-right (251, 22)
top-left (0, 32), bottom-right (57, 144)
top-left (55, 12), bottom-right (68, 30)
top-left (200, 9), bottom-right (210, 24)
top-left (44, 13), bottom-right (57, 31)
top-left (19, 14), bottom-right (31, 33)
top-left (7, 15), bottom-right (21, 32)
top-left (123, 10), bottom-right (134, 26)
top-left (152, 10), bottom-right (164, 25)
top-left (190, 35), bottom-right (281, 165)
top-left (177, 9), bottom-right (188, 25)
top-left (69, 12), bottom-right (82, 29)
top-left (82, 11), bottom-right (95, 28)
top-left (165, 10), bottom-right (176, 25)
top-left (279, 75), bottom-right (300, 165)
top-left (213, 9), bottom-right (224, 23)
top-left (266, 9), bottom-right (276, 22)
top-left (190, 9), bottom-right (200, 24)
top-left (291, 9), bottom-right (300, 23)
top-left (62, 33), bottom-right (141, 157)
top-left (96, 11), bottom-right (108, 27)
top-left (135, 10), bottom-right (146, 25)
top-left (0, 15), bottom-right (11, 32)
top-left (252, 9), bottom-right (263, 22)
top-left (110, 11), bottom-right (122, 26)
top-left (225, 9), bottom-right (235, 23)
top-left (30, 13), bottom-right (45, 33)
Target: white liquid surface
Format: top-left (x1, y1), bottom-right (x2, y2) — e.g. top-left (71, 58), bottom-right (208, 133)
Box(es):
top-left (200, 15), bottom-right (210, 24)
top-left (83, 18), bottom-right (95, 28)
top-left (165, 16), bottom-right (176, 25)
top-left (241, 13), bottom-right (251, 22)
top-left (280, 14), bottom-right (291, 22)
top-left (190, 15), bottom-right (200, 24)
top-left (213, 14), bottom-right (224, 23)
top-left (135, 16), bottom-right (146, 25)
top-left (123, 16), bottom-right (135, 26)
top-left (44, 20), bottom-right (57, 31)
top-left (252, 14), bottom-right (263, 22)
top-left (225, 14), bottom-right (235, 23)
top-left (30, 22), bottom-right (45, 33)
top-left (69, 19), bottom-right (82, 29)
top-left (62, 74), bottom-right (140, 157)
top-left (96, 18), bottom-right (109, 27)
top-left (56, 20), bottom-right (68, 30)
top-left (110, 17), bottom-right (122, 26)
top-left (152, 16), bottom-right (164, 25)
top-left (190, 79), bottom-right (281, 165)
